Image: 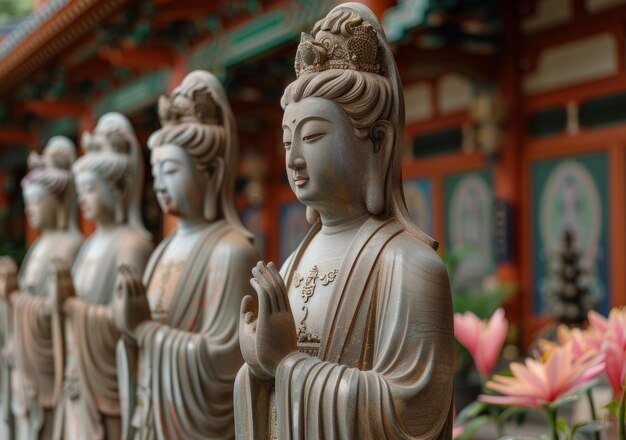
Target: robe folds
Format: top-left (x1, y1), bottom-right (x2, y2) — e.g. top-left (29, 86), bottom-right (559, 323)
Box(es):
top-left (235, 217), bottom-right (455, 439)
top-left (10, 234), bottom-right (81, 439)
top-left (52, 226), bottom-right (152, 440)
top-left (123, 220), bottom-right (259, 440)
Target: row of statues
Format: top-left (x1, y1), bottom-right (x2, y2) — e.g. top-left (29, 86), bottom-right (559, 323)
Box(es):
top-left (0, 4), bottom-right (454, 439)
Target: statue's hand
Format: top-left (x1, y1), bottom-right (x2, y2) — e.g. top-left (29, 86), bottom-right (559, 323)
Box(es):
top-left (239, 261), bottom-right (296, 380)
top-left (113, 265), bottom-right (150, 339)
top-left (48, 258), bottom-right (74, 313)
top-left (0, 257), bottom-right (18, 302)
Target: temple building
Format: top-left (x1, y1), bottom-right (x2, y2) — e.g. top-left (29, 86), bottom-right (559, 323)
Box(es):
top-left (0, 0), bottom-right (624, 347)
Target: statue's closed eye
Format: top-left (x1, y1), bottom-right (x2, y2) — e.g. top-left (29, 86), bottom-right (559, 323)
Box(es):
top-left (302, 133), bottom-right (326, 142)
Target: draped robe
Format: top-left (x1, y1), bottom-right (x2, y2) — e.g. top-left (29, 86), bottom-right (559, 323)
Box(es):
top-left (121, 220), bottom-right (259, 440)
top-left (235, 217), bottom-right (455, 439)
top-left (9, 234), bottom-right (82, 440)
top-left (52, 226), bottom-right (152, 440)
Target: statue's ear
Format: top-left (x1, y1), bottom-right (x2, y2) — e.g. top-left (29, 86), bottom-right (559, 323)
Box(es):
top-left (208, 157), bottom-right (224, 195)
top-left (113, 183), bottom-right (127, 223)
top-left (365, 120), bottom-right (394, 215)
top-left (370, 119), bottom-right (394, 155)
top-left (204, 158), bottom-right (224, 221)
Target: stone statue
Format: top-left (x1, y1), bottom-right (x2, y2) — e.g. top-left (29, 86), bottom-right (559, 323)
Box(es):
top-left (112, 70), bottom-right (260, 440)
top-left (0, 256), bottom-right (18, 439)
top-left (1, 137), bottom-right (83, 440)
top-left (49, 113), bottom-right (153, 440)
top-left (235, 4), bottom-right (454, 439)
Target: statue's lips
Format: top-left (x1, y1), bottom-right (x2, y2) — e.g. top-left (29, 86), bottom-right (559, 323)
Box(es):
top-left (294, 176), bottom-right (308, 187)
top-left (157, 194), bottom-right (171, 205)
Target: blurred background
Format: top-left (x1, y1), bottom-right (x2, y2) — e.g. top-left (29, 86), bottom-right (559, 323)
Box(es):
top-left (0, 0), bottom-right (622, 360)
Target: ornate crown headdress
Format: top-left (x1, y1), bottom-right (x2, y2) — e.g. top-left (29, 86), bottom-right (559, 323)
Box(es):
top-left (81, 130), bottom-right (130, 155)
top-left (158, 87), bottom-right (221, 127)
top-left (27, 142), bottom-right (74, 172)
top-left (294, 21), bottom-right (382, 78)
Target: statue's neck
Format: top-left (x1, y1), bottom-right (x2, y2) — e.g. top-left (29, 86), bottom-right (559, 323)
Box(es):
top-left (39, 226), bottom-right (57, 236)
top-left (175, 217), bottom-right (209, 236)
top-left (319, 213), bottom-right (369, 236)
top-left (94, 218), bottom-right (121, 233)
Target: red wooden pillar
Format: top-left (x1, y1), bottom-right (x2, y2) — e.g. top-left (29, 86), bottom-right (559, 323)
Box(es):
top-left (495, 3), bottom-right (524, 327)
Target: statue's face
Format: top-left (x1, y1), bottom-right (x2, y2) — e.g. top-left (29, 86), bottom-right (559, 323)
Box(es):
top-left (75, 170), bottom-right (116, 222)
top-left (23, 183), bottom-right (57, 229)
top-left (150, 144), bottom-right (206, 219)
top-left (282, 97), bottom-right (370, 212)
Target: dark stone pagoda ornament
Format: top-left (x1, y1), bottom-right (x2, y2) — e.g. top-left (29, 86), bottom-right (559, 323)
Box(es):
top-left (547, 228), bottom-right (597, 327)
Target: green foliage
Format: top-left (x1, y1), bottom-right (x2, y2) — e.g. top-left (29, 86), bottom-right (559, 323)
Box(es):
top-left (606, 399), bottom-right (619, 418)
top-left (442, 245), bottom-right (515, 318)
top-left (0, 205), bottom-right (26, 265)
top-left (0, 0), bottom-right (33, 25)
top-left (454, 415), bottom-right (489, 440)
top-left (456, 401), bottom-right (488, 425)
top-left (444, 245), bottom-right (515, 376)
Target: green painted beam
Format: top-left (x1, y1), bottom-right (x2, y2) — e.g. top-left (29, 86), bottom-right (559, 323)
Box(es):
top-left (39, 117), bottom-right (77, 145)
top-left (94, 69), bottom-right (169, 117)
top-left (188, 0), bottom-right (334, 72)
top-left (92, 0), bottom-right (424, 116)
top-left (382, 0), bottom-right (429, 42)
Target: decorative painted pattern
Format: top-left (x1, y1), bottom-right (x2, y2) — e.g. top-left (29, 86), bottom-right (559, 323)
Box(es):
top-left (524, 33), bottom-right (618, 94)
top-left (532, 153), bottom-right (609, 315)
top-left (0, 0), bottom-right (127, 93)
top-left (445, 170), bottom-right (495, 288)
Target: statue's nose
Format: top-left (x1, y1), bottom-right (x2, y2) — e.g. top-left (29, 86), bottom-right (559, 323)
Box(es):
top-left (289, 157), bottom-right (305, 170)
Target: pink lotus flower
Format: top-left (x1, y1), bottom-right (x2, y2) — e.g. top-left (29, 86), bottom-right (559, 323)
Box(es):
top-left (599, 307), bottom-right (626, 397)
top-left (538, 324), bottom-right (600, 361)
top-left (587, 310), bottom-right (608, 350)
top-left (454, 308), bottom-right (508, 377)
top-left (479, 343), bottom-right (605, 409)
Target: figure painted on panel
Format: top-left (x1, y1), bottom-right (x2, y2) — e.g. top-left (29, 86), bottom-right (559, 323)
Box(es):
top-left (235, 4), bottom-right (454, 439)
top-left (50, 113), bottom-right (153, 440)
top-left (113, 71), bottom-right (260, 439)
top-left (449, 174), bottom-right (494, 286)
top-left (4, 137), bottom-right (83, 440)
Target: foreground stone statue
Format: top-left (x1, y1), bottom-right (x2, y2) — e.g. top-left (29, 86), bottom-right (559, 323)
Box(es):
top-left (2, 137), bottom-right (83, 440)
top-left (113, 70), bottom-right (259, 439)
top-left (235, 4), bottom-right (454, 439)
top-left (50, 113), bottom-right (153, 440)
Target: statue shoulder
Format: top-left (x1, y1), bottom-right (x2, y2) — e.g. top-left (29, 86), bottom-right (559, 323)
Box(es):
top-left (116, 228), bottom-right (154, 267)
top-left (211, 229), bottom-right (261, 267)
top-left (62, 232), bottom-right (84, 257)
top-left (381, 231), bottom-right (453, 328)
top-left (383, 231), bottom-right (449, 285)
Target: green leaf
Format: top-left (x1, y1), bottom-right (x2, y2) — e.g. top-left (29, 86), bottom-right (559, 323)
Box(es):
top-left (606, 399), bottom-right (620, 417)
top-left (573, 421), bottom-right (611, 434)
top-left (549, 393), bottom-right (579, 409)
top-left (569, 379), bottom-right (600, 397)
top-left (455, 416), bottom-right (489, 440)
top-left (556, 417), bottom-right (570, 434)
top-left (456, 401), bottom-right (488, 424)
top-left (499, 406), bottom-right (527, 424)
